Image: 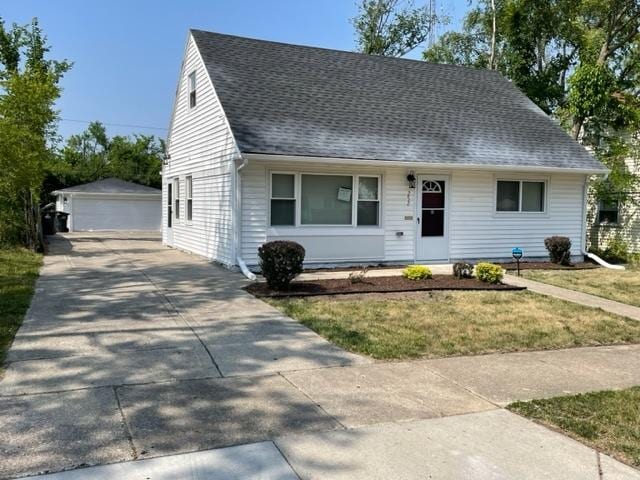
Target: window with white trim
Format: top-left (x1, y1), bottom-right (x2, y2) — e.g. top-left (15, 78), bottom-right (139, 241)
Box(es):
top-left (496, 180), bottom-right (545, 212)
top-left (269, 173), bottom-right (381, 227)
top-left (598, 199), bottom-right (619, 224)
top-left (173, 178), bottom-right (180, 219)
top-left (186, 176), bottom-right (193, 221)
top-left (270, 173), bottom-right (296, 226)
top-left (357, 176), bottom-right (379, 226)
top-left (188, 71), bottom-right (197, 108)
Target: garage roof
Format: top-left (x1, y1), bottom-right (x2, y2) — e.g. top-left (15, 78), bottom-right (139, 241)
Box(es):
top-left (53, 178), bottom-right (161, 195)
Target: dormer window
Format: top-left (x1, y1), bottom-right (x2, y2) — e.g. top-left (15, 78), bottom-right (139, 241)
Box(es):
top-left (188, 71), bottom-right (197, 108)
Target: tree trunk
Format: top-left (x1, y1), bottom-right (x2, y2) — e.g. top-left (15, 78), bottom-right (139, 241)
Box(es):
top-left (489, 0), bottom-right (497, 70)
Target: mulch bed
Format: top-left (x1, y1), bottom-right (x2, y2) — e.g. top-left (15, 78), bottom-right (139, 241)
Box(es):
top-left (246, 275), bottom-right (525, 298)
top-left (499, 261), bottom-right (599, 271)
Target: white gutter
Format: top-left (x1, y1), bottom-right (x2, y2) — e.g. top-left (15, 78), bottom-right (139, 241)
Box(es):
top-left (234, 156), bottom-right (256, 281)
top-left (581, 176), bottom-right (625, 270)
top-left (244, 153), bottom-right (609, 176)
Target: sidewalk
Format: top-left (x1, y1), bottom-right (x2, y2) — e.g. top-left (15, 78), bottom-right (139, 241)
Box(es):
top-left (24, 410), bottom-right (640, 479)
top-left (504, 274), bottom-right (640, 321)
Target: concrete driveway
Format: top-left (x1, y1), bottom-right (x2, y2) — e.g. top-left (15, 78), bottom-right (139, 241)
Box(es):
top-left (2, 233), bottom-right (639, 479)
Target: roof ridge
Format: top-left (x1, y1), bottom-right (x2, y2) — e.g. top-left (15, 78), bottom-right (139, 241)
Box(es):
top-left (189, 28), bottom-right (504, 77)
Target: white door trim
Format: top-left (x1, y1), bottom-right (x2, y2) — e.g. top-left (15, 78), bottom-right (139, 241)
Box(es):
top-left (415, 174), bottom-right (450, 262)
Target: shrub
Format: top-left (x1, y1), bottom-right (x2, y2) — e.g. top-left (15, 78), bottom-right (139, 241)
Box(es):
top-left (402, 265), bottom-right (432, 280)
top-left (475, 262), bottom-right (504, 283)
top-left (258, 240), bottom-right (305, 290)
top-left (544, 236), bottom-right (572, 265)
top-left (604, 235), bottom-right (630, 264)
top-left (348, 266), bottom-right (369, 284)
top-left (452, 261), bottom-right (474, 279)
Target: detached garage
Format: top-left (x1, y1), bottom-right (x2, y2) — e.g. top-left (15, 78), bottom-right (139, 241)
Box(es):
top-left (53, 178), bottom-right (161, 232)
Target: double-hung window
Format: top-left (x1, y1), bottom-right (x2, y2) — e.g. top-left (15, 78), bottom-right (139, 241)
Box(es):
top-left (496, 180), bottom-right (545, 213)
top-left (188, 71), bottom-right (197, 108)
top-left (357, 176), bottom-right (380, 226)
top-left (186, 176), bottom-right (193, 221)
top-left (269, 173), bottom-right (381, 227)
top-left (173, 178), bottom-right (180, 219)
top-left (598, 199), bottom-right (619, 224)
top-left (270, 173), bottom-right (296, 226)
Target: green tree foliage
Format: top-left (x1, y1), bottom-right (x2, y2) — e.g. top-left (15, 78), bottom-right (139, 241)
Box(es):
top-left (48, 121), bottom-right (164, 191)
top-left (352, 0), bottom-right (440, 56)
top-left (423, 0), bottom-right (640, 201)
top-left (0, 18), bottom-right (70, 249)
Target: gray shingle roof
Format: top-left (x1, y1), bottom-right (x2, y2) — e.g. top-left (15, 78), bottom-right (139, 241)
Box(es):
top-left (191, 29), bottom-right (606, 172)
top-left (54, 178), bottom-right (161, 194)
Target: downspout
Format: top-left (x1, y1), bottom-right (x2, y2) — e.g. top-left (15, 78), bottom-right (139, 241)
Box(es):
top-left (581, 175), bottom-right (625, 270)
top-left (234, 156), bottom-right (257, 280)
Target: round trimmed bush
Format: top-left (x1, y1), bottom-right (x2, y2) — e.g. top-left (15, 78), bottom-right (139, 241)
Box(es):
top-left (544, 236), bottom-right (572, 265)
top-left (402, 265), bottom-right (432, 280)
top-left (475, 262), bottom-right (504, 284)
top-left (258, 240), bottom-right (305, 290)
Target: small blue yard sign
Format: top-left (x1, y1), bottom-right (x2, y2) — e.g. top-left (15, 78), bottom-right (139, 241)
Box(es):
top-left (512, 247), bottom-right (523, 257)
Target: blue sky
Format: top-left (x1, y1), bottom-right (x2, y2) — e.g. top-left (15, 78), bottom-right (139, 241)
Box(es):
top-left (3, 1), bottom-right (467, 141)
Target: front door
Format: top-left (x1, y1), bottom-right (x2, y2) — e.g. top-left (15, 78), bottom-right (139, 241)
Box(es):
top-left (416, 176), bottom-right (449, 261)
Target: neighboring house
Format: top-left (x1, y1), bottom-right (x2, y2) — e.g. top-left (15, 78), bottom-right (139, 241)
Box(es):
top-left (53, 178), bottom-right (162, 232)
top-left (587, 157), bottom-right (640, 253)
top-left (163, 30), bottom-right (607, 269)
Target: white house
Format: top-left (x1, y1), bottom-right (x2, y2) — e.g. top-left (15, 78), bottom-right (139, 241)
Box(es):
top-left (588, 155), bottom-right (640, 254)
top-left (163, 29), bottom-right (607, 270)
top-left (53, 178), bottom-right (162, 232)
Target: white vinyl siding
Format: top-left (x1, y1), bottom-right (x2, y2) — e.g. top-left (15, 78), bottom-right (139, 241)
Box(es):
top-left (240, 160), bottom-right (586, 266)
top-left (449, 172), bottom-right (584, 259)
top-left (162, 34), bottom-right (238, 266)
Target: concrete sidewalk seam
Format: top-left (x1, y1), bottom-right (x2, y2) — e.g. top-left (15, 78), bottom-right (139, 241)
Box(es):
top-left (271, 441), bottom-right (303, 480)
top-left (113, 386), bottom-right (138, 460)
top-left (277, 372), bottom-right (349, 430)
top-left (419, 363), bottom-right (504, 409)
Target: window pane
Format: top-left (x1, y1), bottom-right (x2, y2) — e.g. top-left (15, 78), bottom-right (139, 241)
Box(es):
top-left (187, 199), bottom-right (193, 221)
top-left (522, 182), bottom-right (545, 212)
top-left (358, 177), bottom-right (378, 200)
top-left (271, 199), bottom-right (295, 226)
top-left (301, 175), bottom-right (352, 225)
top-left (422, 181), bottom-right (445, 208)
top-left (272, 174), bottom-right (295, 198)
top-left (497, 181), bottom-right (519, 212)
top-left (357, 201), bottom-right (379, 226)
top-left (422, 209), bottom-right (444, 236)
top-left (186, 177), bottom-right (192, 198)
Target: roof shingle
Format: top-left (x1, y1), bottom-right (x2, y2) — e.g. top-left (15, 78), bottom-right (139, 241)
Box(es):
top-left (191, 29), bottom-right (606, 172)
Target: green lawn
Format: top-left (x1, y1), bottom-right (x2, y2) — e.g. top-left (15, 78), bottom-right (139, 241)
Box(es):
top-left (522, 267), bottom-right (640, 307)
top-left (266, 290), bottom-right (640, 359)
top-left (0, 248), bottom-right (42, 369)
top-left (509, 387), bottom-right (640, 467)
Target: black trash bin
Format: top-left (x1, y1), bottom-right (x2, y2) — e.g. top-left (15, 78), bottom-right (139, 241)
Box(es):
top-left (55, 212), bottom-right (69, 232)
top-left (42, 211), bottom-right (55, 235)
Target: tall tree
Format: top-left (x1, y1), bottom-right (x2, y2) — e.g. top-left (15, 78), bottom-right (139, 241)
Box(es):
top-left (49, 121), bottom-right (164, 190)
top-left (0, 18), bottom-right (70, 249)
top-left (352, 0), bottom-right (439, 56)
top-left (423, 0), bottom-right (640, 199)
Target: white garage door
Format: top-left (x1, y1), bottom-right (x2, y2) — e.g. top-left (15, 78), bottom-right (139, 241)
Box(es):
top-left (72, 196), bottom-right (161, 231)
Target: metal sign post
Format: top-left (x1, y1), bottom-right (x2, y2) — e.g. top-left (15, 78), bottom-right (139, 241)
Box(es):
top-left (512, 247), bottom-right (523, 276)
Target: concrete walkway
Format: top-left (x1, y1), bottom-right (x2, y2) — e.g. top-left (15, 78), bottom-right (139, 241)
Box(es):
top-left (505, 273), bottom-right (640, 321)
top-left (2, 233), bottom-right (639, 479)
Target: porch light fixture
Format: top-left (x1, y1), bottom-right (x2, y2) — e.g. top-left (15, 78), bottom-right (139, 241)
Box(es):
top-left (406, 171), bottom-right (416, 189)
